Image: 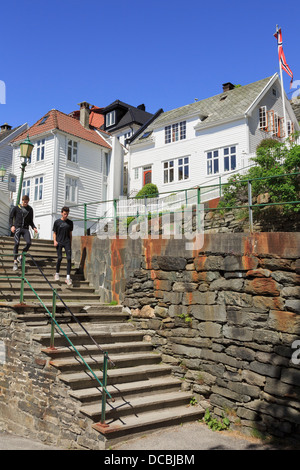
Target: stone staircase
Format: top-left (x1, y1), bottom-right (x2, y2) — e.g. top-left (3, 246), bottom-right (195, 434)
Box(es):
top-left (0, 236), bottom-right (204, 448)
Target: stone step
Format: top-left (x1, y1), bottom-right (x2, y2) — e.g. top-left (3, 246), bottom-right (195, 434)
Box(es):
top-left (42, 340), bottom-right (152, 360)
top-left (50, 351), bottom-right (161, 373)
top-left (82, 390), bottom-right (193, 421)
top-left (59, 363), bottom-right (173, 390)
top-left (0, 290), bottom-right (100, 303)
top-left (34, 329), bottom-right (145, 348)
top-left (69, 376), bottom-right (182, 404)
top-left (92, 405), bottom-right (204, 447)
top-left (17, 310), bottom-right (129, 325)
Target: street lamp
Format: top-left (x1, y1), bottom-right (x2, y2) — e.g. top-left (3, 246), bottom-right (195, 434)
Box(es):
top-left (0, 165), bottom-right (6, 181)
top-left (16, 135), bottom-right (34, 204)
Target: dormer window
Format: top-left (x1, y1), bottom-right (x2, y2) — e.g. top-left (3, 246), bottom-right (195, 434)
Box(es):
top-left (106, 110), bottom-right (116, 127)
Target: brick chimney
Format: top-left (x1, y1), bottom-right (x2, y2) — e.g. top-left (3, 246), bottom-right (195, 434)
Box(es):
top-left (222, 82), bottom-right (235, 92)
top-left (0, 123), bottom-right (12, 133)
top-left (78, 102), bottom-right (91, 129)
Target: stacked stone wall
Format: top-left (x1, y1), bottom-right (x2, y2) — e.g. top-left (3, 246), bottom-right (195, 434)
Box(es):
top-left (121, 233), bottom-right (300, 439)
top-left (0, 308), bottom-right (105, 450)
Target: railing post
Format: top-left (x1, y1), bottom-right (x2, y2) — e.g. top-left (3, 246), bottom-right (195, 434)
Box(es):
top-left (19, 253), bottom-right (26, 304)
top-left (101, 351), bottom-right (109, 425)
top-left (248, 179), bottom-right (254, 233)
top-left (50, 289), bottom-right (57, 349)
top-left (84, 203), bottom-right (87, 236)
top-left (113, 199), bottom-right (117, 235)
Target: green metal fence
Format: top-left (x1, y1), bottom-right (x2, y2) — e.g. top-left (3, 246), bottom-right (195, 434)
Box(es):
top-left (71, 171), bottom-right (300, 235)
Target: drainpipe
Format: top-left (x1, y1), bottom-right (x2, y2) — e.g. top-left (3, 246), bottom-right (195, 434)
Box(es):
top-left (51, 130), bottom-right (59, 226)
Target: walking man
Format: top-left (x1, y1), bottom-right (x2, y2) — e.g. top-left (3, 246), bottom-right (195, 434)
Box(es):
top-left (53, 206), bottom-right (73, 286)
top-left (9, 195), bottom-right (38, 271)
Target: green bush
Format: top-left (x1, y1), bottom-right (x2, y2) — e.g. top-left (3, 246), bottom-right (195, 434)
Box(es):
top-left (136, 183), bottom-right (159, 199)
top-left (218, 139), bottom-right (300, 214)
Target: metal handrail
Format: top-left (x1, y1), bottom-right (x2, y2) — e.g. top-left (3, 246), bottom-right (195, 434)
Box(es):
top-left (0, 251), bottom-right (115, 424)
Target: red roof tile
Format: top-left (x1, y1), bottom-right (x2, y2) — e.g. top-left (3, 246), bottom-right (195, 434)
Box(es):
top-left (12, 109), bottom-right (111, 149)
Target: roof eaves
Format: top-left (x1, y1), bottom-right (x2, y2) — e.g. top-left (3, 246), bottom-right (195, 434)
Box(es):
top-left (244, 73), bottom-right (278, 117)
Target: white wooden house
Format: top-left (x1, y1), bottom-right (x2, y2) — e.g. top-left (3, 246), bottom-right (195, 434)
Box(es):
top-left (11, 103), bottom-right (124, 239)
top-left (127, 74), bottom-right (300, 201)
top-left (0, 122), bottom-right (28, 235)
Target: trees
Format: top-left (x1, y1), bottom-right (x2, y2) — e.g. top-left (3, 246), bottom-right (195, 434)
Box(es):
top-left (218, 138), bottom-right (300, 214)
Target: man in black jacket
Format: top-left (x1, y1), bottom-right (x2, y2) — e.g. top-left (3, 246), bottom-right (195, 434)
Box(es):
top-left (9, 195), bottom-right (38, 271)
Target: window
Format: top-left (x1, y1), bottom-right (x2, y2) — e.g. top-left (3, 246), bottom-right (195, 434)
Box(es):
top-left (65, 176), bottom-right (78, 203)
top-left (224, 147), bottom-right (236, 172)
top-left (165, 121), bottom-right (186, 144)
top-left (207, 150), bottom-right (219, 175)
top-left (106, 110), bottom-right (116, 127)
top-left (259, 106), bottom-right (267, 130)
top-left (164, 160), bottom-right (174, 183)
top-left (39, 115), bottom-right (49, 125)
top-left (287, 120), bottom-right (294, 136)
top-left (22, 179), bottom-right (30, 197)
top-left (36, 139), bottom-right (45, 162)
top-left (67, 140), bottom-right (78, 163)
top-left (134, 168), bottom-right (139, 180)
top-left (178, 157), bottom-right (189, 180)
top-left (34, 176), bottom-right (43, 201)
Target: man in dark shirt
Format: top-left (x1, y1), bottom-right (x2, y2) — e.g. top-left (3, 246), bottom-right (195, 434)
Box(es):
top-left (53, 206), bottom-right (73, 286)
top-left (9, 195), bottom-right (38, 271)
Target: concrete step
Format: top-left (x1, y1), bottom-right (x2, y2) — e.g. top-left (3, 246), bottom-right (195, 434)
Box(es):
top-left (34, 329), bottom-right (145, 348)
top-left (0, 290), bottom-right (100, 303)
top-left (92, 405), bottom-right (205, 447)
top-left (69, 376), bottom-right (182, 404)
top-left (82, 390), bottom-right (193, 421)
top-left (59, 363), bottom-right (174, 390)
top-left (17, 310), bottom-right (129, 325)
top-left (49, 351), bottom-right (161, 373)
top-left (42, 340), bottom-right (152, 360)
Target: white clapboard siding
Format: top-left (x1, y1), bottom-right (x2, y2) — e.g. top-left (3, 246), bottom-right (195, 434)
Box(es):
top-left (0, 190), bottom-right (11, 236)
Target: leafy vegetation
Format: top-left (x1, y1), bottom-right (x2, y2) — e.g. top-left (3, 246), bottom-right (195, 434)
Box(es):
top-left (203, 408), bottom-right (230, 431)
top-left (135, 183), bottom-right (159, 199)
top-left (218, 137), bottom-right (300, 215)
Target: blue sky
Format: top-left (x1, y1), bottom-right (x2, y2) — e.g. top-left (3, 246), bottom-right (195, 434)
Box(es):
top-left (1, 0), bottom-right (299, 128)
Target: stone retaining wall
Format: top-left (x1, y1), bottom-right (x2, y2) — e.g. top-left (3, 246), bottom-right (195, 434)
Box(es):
top-left (0, 308), bottom-right (105, 450)
top-left (74, 232), bottom-right (300, 440)
top-left (122, 233), bottom-right (300, 439)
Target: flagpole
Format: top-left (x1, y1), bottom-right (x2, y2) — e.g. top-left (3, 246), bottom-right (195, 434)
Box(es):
top-left (276, 24), bottom-right (288, 139)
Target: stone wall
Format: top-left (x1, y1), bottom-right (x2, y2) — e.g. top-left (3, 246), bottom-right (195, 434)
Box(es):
top-left (122, 233), bottom-right (300, 439)
top-left (0, 308), bottom-right (106, 450)
top-left (73, 232), bottom-right (300, 440)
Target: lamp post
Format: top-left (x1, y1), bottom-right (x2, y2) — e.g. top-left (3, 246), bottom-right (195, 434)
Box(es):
top-left (0, 165), bottom-right (6, 182)
top-left (16, 135), bottom-right (34, 205)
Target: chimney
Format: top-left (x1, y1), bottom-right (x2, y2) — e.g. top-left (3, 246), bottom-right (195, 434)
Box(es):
top-left (0, 123), bottom-right (12, 133)
top-left (78, 102), bottom-right (91, 129)
top-left (222, 82), bottom-right (235, 92)
top-left (137, 104), bottom-right (146, 111)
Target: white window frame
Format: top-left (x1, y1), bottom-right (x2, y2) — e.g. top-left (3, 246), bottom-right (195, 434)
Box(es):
top-left (34, 176), bottom-right (44, 201)
top-left (163, 156), bottom-right (190, 185)
top-left (134, 168), bottom-right (139, 180)
top-left (259, 106), bottom-right (267, 130)
top-left (106, 110), bottom-right (116, 127)
top-left (36, 139), bottom-right (45, 162)
top-left (65, 176), bottom-right (78, 203)
top-left (22, 179), bottom-right (30, 198)
top-left (207, 150), bottom-right (219, 175)
top-left (67, 140), bottom-right (78, 163)
top-left (223, 146), bottom-right (237, 172)
top-left (178, 156), bottom-right (189, 181)
top-left (165, 121), bottom-right (186, 144)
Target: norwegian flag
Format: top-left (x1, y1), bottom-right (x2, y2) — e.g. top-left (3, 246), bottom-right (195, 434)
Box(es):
top-left (274, 27), bottom-right (293, 88)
